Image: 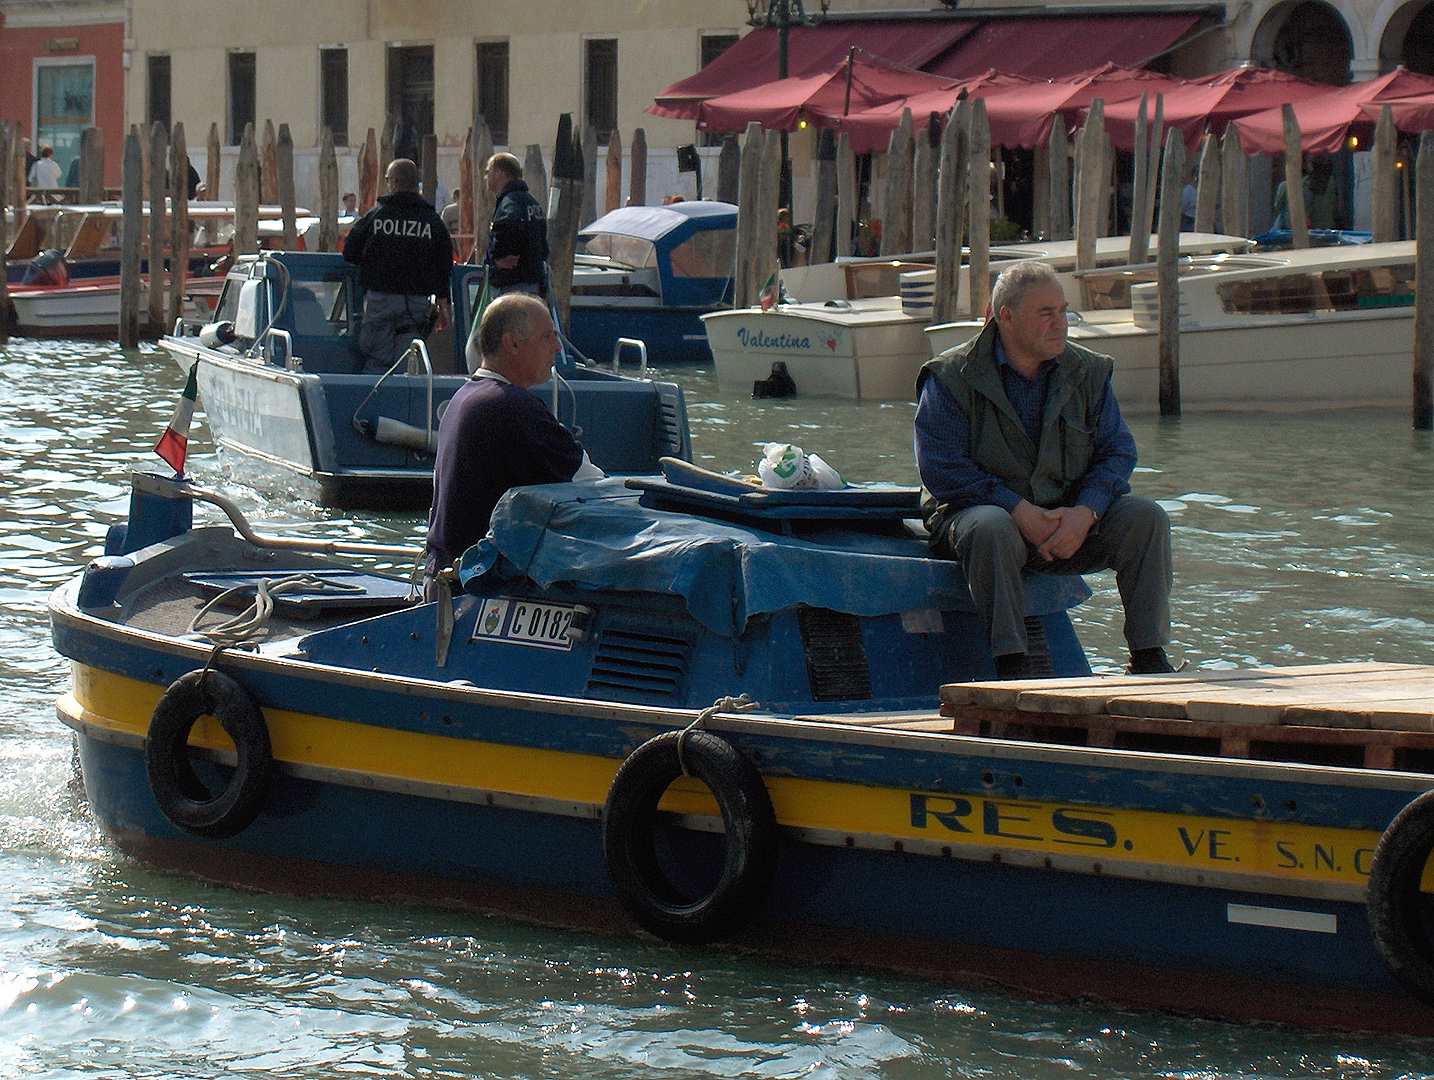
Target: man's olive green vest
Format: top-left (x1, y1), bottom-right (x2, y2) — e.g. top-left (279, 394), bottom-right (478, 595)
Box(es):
top-left (919, 320), bottom-right (1113, 539)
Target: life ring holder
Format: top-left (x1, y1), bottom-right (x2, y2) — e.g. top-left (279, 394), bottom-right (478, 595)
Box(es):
top-left (1367, 788), bottom-right (1434, 1006)
top-left (602, 699), bottom-right (778, 945)
top-left (144, 666), bottom-right (272, 839)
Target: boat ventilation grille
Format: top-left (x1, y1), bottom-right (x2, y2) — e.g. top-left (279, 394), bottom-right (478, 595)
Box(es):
top-left (1024, 616), bottom-right (1055, 677)
top-left (656, 387), bottom-right (686, 457)
top-left (585, 627), bottom-right (690, 702)
top-left (798, 606), bottom-right (872, 702)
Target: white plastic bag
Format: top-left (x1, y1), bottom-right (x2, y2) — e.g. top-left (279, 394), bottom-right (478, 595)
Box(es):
top-left (757, 443), bottom-right (845, 490)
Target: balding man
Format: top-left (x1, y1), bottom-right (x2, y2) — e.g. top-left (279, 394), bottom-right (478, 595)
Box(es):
top-left (343, 157), bottom-right (454, 372)
top-left (915, 260), bottom-right (1174, 679)
top-left (425, 293), bottom-right (602, 577)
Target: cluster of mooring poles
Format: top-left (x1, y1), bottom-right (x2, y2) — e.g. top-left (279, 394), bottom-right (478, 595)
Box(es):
top-left (0, 103), bottom-right (1431, 427)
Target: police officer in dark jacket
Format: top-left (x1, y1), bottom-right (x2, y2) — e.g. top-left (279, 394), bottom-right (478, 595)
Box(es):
top-left (344, 158), bottom-right (454, 372)
top-left (484, 153), bottom-right (548, 296)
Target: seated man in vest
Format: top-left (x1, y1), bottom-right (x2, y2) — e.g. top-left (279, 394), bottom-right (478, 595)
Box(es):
top-left (914, 260), bottom-right (1174, 679)
top-left (425, 293), bottom-right (602, 582)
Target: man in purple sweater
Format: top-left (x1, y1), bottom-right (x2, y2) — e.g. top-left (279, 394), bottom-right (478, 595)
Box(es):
top-left (425, 294), bottom-right (600, 577)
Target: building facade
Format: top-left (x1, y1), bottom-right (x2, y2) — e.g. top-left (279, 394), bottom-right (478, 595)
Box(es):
top-left (3, 0), bottom-right (1431, 207)
top-left (0, 0), bottom-right (125, 189)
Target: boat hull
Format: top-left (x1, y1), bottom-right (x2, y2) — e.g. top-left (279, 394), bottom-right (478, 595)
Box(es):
top-left (926, 308), bottom-right (1418, 413)
top-left (703, 304), bottom-right (929, 401)
top-left (52, 577), bottom-right (1434, 1034)
top-left (569, 303), bottom-right (719, 365)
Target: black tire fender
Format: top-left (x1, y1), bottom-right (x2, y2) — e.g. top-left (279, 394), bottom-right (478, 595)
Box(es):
top-left (145, 668), bottom-right (272, 839)
top-left (1367, 788), bottom-right (1434, 1006)
top-left (602, 730), bottom-right (779, 945)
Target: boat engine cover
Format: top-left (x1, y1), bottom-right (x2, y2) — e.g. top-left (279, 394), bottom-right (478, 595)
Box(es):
top-left (21, 249), bottom-right (69, 287)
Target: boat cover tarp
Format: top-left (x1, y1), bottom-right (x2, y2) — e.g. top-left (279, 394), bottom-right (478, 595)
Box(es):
top-left (459, 478), bottom-right (1090, 637)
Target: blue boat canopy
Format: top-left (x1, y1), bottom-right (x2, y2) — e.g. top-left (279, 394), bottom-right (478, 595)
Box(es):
top-left (459, 478), bottom-right (1089, 637)
top-left (578, 201), bottom-right (737, 308)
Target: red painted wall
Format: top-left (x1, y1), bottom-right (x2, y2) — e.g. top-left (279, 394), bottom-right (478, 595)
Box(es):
top-left (0, 18), bottom-right (126, 189)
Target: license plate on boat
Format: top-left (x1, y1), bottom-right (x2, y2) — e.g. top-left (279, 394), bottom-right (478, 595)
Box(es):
top-left (471, 598), bottom-right (579, 651)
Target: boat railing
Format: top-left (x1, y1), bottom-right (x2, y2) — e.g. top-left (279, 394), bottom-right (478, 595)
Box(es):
top-left (132, 471), bottom-right (422, 559)
top-left (611, 337), bottom-right (649, 378)
top-left (348, 338), bottom-right (439, 455)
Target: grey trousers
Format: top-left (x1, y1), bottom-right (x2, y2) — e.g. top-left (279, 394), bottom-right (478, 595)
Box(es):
top-left (359, 291), bottom-right (435, 374)
top-left (938, 495), bottom-right (1172, 657)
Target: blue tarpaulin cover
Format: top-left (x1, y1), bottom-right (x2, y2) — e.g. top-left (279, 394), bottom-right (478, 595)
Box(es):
top-left (458, 479), bottom-right (1089, 637)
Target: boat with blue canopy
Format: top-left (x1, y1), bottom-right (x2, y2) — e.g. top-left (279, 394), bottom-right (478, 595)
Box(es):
top-left (570, 200), bottom-right (736, 365)
top-left (158, 250), bottom-right (691, 509)
top-left (48, 461), bottom-right (1434, 1035)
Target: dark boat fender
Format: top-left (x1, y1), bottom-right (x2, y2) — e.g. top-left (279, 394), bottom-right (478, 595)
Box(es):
top-left (1367, 788), bottom-right (1434, 1005)
top-left (145, 669), bottom-right (273, 839)
top-left (602, 730), bottom-right (778, 944)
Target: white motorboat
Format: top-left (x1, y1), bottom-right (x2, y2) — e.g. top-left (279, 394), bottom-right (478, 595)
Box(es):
top-left (704, 234), bottom-right (1249, 402)
top-left (925, 241), bottom-right (1420, 413)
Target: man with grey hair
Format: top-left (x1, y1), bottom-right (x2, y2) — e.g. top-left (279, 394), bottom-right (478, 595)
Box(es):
top-left (425, 293), bottom-right (601, 577)
top-left (914, 260), bottom-right (1174, 679)
top-left (343, 157), bottom-right (454, 372)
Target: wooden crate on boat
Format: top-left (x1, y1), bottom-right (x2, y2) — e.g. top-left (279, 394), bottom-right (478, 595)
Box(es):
top-left (938, 662), bottom-right (1434, 771)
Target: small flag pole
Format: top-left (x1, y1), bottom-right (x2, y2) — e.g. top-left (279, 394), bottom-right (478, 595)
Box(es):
top-left (154, 364), bottom-right (198, 476)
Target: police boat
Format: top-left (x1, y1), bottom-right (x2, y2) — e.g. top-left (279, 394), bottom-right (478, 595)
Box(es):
top-left (158, 250), bottom-right (690, 509)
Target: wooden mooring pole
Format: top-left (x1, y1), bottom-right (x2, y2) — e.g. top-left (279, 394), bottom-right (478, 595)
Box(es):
top-left (734, 122), bottom-right (762, 308)
top-left (1282, 105), bottom-right (1309, 250)
top-left (167, 122), bottom-right (190, 330)
top-left (968, 99), bottom-right (991, 319)
top-left (932, 99), bottom-right (970, 326)
top-left (147, 122), bottom-right (169, 337)
top-left (629, 128), bottom-right (647, 207)
top-left (547, 115), bottom-right (583, 333)
top-left (0, 123), bottom-right (16, 342)
top-left (1128, 94), bottom-right (1150, 264)
top-left (1372, 106), bottom-right (1397, 245)
top-left (119, 130), bottom-right (143, 348)
top-left (1157, 127), bottom-right (1184, 417)
top-left (277, 123), bottom-right (297, 250)
top-left (1414, 131), bottom-right (1434, 430)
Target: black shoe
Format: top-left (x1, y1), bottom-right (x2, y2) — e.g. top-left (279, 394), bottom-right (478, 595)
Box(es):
top-left (1128, 647), bottom-right (1175, 674)
top-left (994, 652), bottom-right (1033, 680)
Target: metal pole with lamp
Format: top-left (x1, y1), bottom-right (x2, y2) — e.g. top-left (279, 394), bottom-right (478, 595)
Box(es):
top-left (746, 0), bottom-right (830, 217)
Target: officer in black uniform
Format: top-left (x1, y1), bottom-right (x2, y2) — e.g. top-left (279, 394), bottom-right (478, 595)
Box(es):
top-left (484, 153), bottom-right (548, 297)
top-left (343, 157), bottom-right (454, 372)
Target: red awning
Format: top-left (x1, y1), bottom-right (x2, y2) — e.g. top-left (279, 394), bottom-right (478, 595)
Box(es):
top-left (926, 14), bottom-right (1205, 81)
top-left (696, 51), bottom-right (960, 136)
top-left (1232, 69), bottom-right (1434, 154)
top-left (825, 71), bottom-right (1041, 153)
top-left (649, 20), bottom-right (979, 120)
top-left (1095, 67), bottom-right (1329, 154)
top-left (977, 65), bottom-right (1181, 149)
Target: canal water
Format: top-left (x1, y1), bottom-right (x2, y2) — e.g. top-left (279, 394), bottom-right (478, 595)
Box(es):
top-left (2, 336), bottom-right (1434, 1077)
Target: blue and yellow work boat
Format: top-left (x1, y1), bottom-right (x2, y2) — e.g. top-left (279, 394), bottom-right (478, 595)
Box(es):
top-left (50, 466), bottom-right (1434, 1034)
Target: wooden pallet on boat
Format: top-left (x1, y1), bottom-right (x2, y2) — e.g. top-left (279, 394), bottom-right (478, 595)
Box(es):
top-left (937, 662), bottom-right (1434, 771)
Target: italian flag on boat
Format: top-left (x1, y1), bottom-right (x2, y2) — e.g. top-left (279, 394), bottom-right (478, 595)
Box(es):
top-left (154, 364), bottom-right (198, 474)
top-left (758, 270), bottom-right (779, 312)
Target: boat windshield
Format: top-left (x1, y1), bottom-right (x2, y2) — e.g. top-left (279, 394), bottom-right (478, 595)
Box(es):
top-left (1216, 263), bottom-right (1416, 316)
top-left (581, 233), bottom-right (657, 270)
top-left (667, 230), bottom-right (736, 280)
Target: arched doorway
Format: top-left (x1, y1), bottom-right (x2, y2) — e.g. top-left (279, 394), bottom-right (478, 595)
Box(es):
top-left (1251, 1), bottom-right (1354, 85)
top-left (1379, 1), bottom-right (1434, 74)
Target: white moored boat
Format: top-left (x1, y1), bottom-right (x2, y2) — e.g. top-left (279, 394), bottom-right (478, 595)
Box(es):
top-left (705, 234), bottom-right (1248, 402)
top-left (925, 241), bottom-right (1420, 413)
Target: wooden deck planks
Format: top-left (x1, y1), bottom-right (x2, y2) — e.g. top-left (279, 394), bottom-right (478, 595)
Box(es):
top-left (940, 663), bottom-right (1434, 730)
